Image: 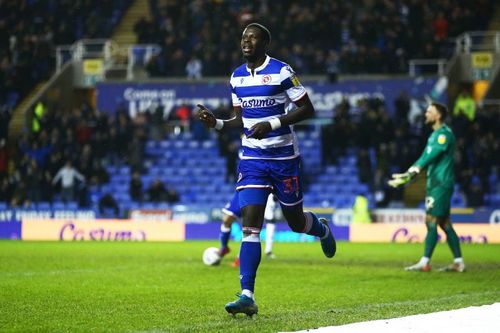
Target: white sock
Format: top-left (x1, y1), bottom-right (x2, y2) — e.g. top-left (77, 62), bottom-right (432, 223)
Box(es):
top-left (454, 257), bottom-right (464, 264)
top-left (420, 257), bottom-right (430, 265)
top-left (242, 289), bottom-right (254, 300)
top-left (265, 222), bottom-right (276, 254)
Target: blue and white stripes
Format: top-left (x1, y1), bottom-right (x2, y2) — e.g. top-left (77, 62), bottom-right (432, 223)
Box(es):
top-left (230, 55), bottom-right (307, 160)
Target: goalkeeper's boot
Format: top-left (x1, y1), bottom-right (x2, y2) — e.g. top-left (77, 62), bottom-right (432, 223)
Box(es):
top-left (225, 294), bottom-right (258, 317)
top-left (319, 218), bottom-right (336, 258)
top-left (439, 262), bottom-right (466, 272)
top-left (405, 262), bottom-right (431, 272)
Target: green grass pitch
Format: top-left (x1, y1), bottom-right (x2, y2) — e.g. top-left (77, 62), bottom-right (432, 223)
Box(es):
top-left (0, 241), bottom-right (499, 332)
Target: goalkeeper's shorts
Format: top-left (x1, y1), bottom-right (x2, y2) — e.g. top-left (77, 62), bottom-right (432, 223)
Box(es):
top-left (425, 185), bottom-right (453, 217)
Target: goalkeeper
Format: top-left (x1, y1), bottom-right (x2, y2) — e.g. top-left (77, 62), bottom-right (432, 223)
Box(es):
top-left (388, 102), bottom-right (465, 272)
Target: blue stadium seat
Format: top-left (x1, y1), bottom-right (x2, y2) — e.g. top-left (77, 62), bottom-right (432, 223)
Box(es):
top-left (66, 202), bottom-right (78, 210)
top-left (36, 202), bottom-right (51, 210)
top-left (52, 202), bottom-right (66, 210)
top-left (0, 202), bottom-right (8, 210)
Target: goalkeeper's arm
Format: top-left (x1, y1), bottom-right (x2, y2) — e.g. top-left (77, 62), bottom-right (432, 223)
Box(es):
top-left (388, 166), bottom-right (421, 188)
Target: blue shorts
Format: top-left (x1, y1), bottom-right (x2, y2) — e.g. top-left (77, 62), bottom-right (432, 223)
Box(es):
top-left (222, 191), bottom-right (241, 219)
top-left (236, 158), bottom-right (303, 208)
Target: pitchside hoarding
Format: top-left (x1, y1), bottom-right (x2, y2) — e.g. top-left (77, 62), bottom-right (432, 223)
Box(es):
top-left (350, 223), bottom-right (500, 243)
top-left (22, 219), bottom-right (185, 241)
top-left (96, 78), bottom-right (439, 118)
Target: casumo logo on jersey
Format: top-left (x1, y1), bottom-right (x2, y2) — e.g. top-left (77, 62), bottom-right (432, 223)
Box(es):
top-left (240, 98), bottom-right (276, 108)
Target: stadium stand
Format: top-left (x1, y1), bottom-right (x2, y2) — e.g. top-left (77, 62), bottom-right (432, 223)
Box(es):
top-left (141, 0), bottom-right (495, 77)
top-left (0, 0), bottom-right (498, 217)
top-left (0, 0), bottom-right (133, 112)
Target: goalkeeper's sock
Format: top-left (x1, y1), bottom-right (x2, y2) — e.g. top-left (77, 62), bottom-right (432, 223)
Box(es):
top-left (444, 225), bottom-right (462, 258)
top-left (220, 224), bottom-right (231, 250)
top-left (424, 222), bottom-right (438, 259)
top-left (419, 257), bottom-right (430, 265)
top-left (239, 228), bottom-right (261, 294)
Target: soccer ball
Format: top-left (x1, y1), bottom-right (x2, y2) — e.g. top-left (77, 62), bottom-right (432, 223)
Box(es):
top-left (202, 247), bottom-right (221, 266)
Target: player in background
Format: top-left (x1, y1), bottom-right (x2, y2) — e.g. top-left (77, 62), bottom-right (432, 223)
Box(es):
top-left (388, 102), bottom-right (465, 273)
top-left (198, 23), bottom-right (336, 316)
top-left (219, 192), bottom-right (278, 267)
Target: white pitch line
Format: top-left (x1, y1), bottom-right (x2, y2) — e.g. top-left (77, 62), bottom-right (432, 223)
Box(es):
top-left (291, 303), bottom-right (500, 333)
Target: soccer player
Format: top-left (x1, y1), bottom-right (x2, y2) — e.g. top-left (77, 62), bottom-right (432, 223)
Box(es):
top-left (219, 192), bottom-right (278, 267)
top-left (388, 102), bottom-right (465, 273)
top-left (198, 23), bottom-right (336, 316)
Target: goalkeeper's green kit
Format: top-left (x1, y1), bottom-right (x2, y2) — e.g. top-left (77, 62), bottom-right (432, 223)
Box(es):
top-left (413, 124), bottom-right (456, 217)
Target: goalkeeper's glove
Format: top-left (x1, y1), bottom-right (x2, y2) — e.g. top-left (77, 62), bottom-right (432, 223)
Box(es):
top-left (388, 166), bottom-right (420, 188)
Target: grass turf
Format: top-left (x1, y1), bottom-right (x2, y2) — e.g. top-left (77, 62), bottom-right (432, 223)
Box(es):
top-left (0, 241), bottom-right (499, 332)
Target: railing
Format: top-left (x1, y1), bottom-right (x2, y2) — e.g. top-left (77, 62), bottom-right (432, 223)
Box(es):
top-left (127, 44), bottom-right (162, 80)
top-left (455, 31), bottom-right (500, 53)
top-left (55, 39), bottom-right (118, 72)
top-left (408, 59), bottom-right (447, 77)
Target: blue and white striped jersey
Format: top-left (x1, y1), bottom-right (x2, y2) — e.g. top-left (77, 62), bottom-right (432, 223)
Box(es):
top-left (230, 55), bottom-right (307, 160)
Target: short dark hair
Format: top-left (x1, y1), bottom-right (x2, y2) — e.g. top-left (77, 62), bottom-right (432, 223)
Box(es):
top-left (245, 23), bottom-right (271, 45)
top-left (431, 102), bottom-right (448, 120)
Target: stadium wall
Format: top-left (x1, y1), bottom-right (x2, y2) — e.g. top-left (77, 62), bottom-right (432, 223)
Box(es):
top-left (2, 208), bottom-right (499, 242)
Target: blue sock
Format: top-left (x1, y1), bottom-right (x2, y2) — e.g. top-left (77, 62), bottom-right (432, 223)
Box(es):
top-left (303, 211), bottom-right (328, 238)
top-left (220, 224), bottom-right (231, 250)
top-left (239, 230), bottom-right (261, 293)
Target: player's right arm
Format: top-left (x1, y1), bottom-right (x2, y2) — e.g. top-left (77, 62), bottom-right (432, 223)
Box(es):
top-left (197, 104), bottom-right (243, 130)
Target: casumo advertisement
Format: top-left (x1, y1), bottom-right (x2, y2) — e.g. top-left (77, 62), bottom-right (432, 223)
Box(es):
top-left (22, 220), bottom-right (185, 241)
top-left (95, 78), bottom-right (439, 118)
top-left (350, 224), bottom-right (500, 243)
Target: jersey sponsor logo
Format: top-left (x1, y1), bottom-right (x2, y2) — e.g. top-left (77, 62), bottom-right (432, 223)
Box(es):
top-left (240, 98), bottom-right (276, 108)
top-left (438, 134), bottom-right (446, 144)
top-left (262, 74), bottom-right (272, 84)
top-left (291, 74), bottom-right (300, 87)
top-left (285, 65), bottom-right (300, 86)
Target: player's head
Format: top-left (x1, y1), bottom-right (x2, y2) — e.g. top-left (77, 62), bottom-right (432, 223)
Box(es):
top-left (425, 102), bottom-right (448, 126)
top-left (241, 23), bottom-right (271, 61)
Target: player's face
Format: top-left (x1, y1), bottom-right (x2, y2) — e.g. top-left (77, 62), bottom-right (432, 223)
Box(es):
top-left (424, 105), bottom-right (440, 126)
top-left (241, 27), bottom-right (266, 60)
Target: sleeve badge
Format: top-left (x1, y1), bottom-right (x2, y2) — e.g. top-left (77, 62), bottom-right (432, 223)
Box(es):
top-left (437, 134), bottom-right (446, 145)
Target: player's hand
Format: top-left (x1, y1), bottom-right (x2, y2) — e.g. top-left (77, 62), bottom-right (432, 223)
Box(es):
top-left (388, 174), bottom-right (410, 188)
top-left (196, 104), bottom-right (216, 128)
top-left (247, 121), bottom-right (272, 139)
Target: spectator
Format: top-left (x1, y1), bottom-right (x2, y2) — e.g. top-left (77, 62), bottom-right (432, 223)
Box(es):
top-left (185, 55), bottom-right (203, 79)
top-left (453, 88), bottom-right (476, 121)
top-left (129, 172), bottom-right (143, 202)
top-left (146, 179), bottom-right (168, 202)
top-left (465, 176), bottom-right (485, 208)
top-left (52, 160), bottom-right (85, 202)
top-left (98, 193), bottom-right (120, 218)
top-left (146, 179), bottom-right (179, 203)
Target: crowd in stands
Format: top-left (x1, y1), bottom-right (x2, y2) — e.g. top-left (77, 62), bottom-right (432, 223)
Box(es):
top-left (321, 90), bottom-right (499, 208)
top-left (0, 0), bottom-right (132, 113)
top-left (139, 0), bottom-right (494, 78)
top-left (0, 101), bottom-right (181, 215)
top-left (0, 88), bottom-right (497, 211)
